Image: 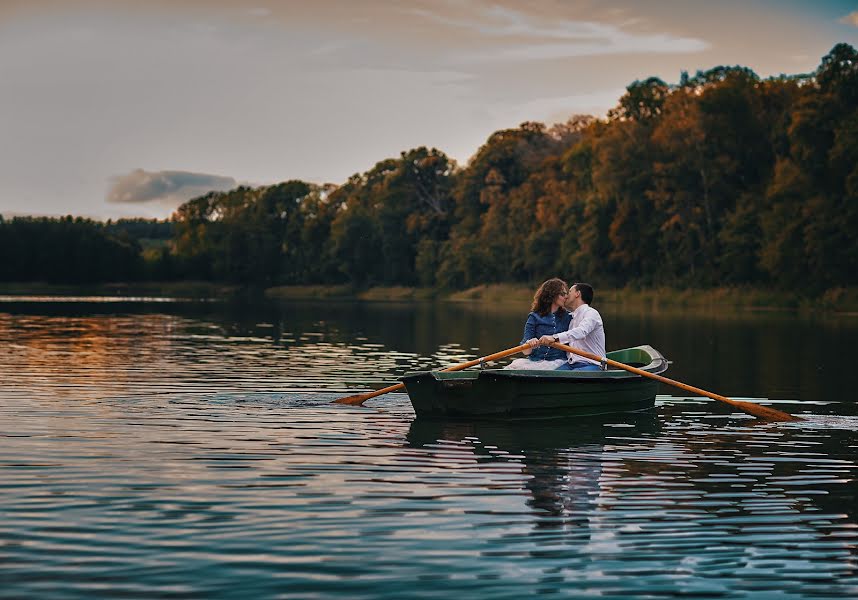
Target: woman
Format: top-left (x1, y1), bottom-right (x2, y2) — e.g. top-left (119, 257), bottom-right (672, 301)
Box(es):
top-left (504, 278), bottom-right (572, 370)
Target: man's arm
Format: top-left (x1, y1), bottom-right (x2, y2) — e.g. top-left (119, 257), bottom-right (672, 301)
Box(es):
top-left (556, 314), bottom-right (601, 343)
top-left (541, 310), bottom-right (602, 345)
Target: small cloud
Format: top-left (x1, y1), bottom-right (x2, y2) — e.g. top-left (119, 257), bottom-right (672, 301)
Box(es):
top-left (309, 39), bottom-right (353, 56)
top-left (248, 7), bottom-right (272, 18)
top-left (106, 169), bottom-right (237, 211)
top-left (839, 11), bottom-right (858, 27)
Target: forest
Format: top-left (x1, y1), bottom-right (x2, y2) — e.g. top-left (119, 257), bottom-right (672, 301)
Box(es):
top-left (2, 43), bottom-right (856, 293)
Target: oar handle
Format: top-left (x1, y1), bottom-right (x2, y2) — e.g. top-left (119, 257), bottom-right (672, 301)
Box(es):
top-left (549, 342), bottom-right (801, 422)
top-left (350, 382), bottom-right (406, 403)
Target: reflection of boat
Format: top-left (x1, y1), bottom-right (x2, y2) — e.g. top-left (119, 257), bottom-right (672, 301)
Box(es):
top-left (408, 413), bottom-right (661, 537)
top-left (406, 411), bottom-right (660, 452)
top-left (401, 345), bottom-right (668, 420)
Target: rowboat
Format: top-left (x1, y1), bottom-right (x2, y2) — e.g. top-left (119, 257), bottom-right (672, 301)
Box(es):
top-left (401, 345), bottom-right (668, 420)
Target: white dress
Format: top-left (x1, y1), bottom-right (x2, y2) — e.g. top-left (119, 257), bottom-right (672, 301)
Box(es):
top-left (504, 357), bottom-right (566, 370)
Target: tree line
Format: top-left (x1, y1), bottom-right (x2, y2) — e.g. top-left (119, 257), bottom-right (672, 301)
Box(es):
top-left (0, 216), bottom-right (173, 283)
top-left (2, 44), bottom-right (856, 292)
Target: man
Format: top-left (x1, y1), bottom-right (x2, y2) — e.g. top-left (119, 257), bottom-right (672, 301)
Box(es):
top-left (538, 282), bottom-right (605, 371)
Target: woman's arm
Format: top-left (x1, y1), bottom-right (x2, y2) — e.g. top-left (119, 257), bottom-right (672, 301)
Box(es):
top-left (521, 313), bottom-right (538, 355)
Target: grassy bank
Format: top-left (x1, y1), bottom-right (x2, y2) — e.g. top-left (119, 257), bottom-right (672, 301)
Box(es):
top-left (265, 285), bottom-right (439, 301)
top-left (598, 285), bottom-right (858, 313)
top-left (266, 283), bottom-right (858, 313)
top-left (445, 285), bottom-right (858, 315)
top-left (3, 282), bottom-right (858, 313)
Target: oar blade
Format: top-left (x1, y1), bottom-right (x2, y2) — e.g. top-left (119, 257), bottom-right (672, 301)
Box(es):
top-left (333, 393), bottom-right (373, 406)
top-left (333, 382), bottom-right (406, 406)
top-left (734, 401), bottom-right (803, 422)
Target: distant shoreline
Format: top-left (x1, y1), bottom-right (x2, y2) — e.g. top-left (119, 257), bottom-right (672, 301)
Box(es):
top-left (1, 282), bottom-right (857, 314)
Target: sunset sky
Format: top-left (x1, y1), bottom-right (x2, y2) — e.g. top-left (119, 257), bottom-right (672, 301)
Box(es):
top-left (1, 0), bottom-right (856, 220)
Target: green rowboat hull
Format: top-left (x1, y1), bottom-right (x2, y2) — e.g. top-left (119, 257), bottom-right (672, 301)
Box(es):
top-left (401, 345), bottom-right (668, 420)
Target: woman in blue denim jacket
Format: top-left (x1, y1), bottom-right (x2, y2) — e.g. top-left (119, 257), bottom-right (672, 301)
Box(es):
top-left (505, 278), bottom-right (571, 370)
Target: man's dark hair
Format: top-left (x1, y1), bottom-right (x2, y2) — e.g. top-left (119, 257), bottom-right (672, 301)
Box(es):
top-left (573, 283), bottom-right (594, 305)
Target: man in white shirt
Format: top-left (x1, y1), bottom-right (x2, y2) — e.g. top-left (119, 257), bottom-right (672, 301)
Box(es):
top-left (538, 283), bottom-right (605, 371)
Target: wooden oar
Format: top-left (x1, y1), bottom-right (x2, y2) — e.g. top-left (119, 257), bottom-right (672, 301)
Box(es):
top-left (334, 343), bottom-right (532, 406)
top-left (549, 342), bottom-right (802, 422)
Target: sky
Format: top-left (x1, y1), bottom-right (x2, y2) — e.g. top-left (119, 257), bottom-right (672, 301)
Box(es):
top-left (1, 0), bottom-right (856, 220)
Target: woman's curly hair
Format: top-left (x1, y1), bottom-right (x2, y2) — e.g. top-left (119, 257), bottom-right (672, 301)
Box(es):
top-left (530, 278), bottom-right (568, 316)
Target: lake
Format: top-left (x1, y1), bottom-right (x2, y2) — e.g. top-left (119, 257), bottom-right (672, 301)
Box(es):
top-left (1, 297), bottom-right (857, 598)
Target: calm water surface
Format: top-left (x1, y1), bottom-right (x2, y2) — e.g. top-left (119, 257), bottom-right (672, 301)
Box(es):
top-left (1, 298), bottom-right (857, 598)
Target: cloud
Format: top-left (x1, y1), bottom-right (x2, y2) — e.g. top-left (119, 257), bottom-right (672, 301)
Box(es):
top-left (410, 4), bottom-right (708, 61)
top-left (106, 169), bottom-right (237, 210)
top-left (839, 11), bottom-right (858, 27)
top-left (480, 36), bottom-right (706, 61)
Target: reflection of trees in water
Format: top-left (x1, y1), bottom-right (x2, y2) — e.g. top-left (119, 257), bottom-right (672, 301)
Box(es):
top-left (150, 301), bottom-right (858, 401)
top-left (9, 298), bottom-right (856, 401)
